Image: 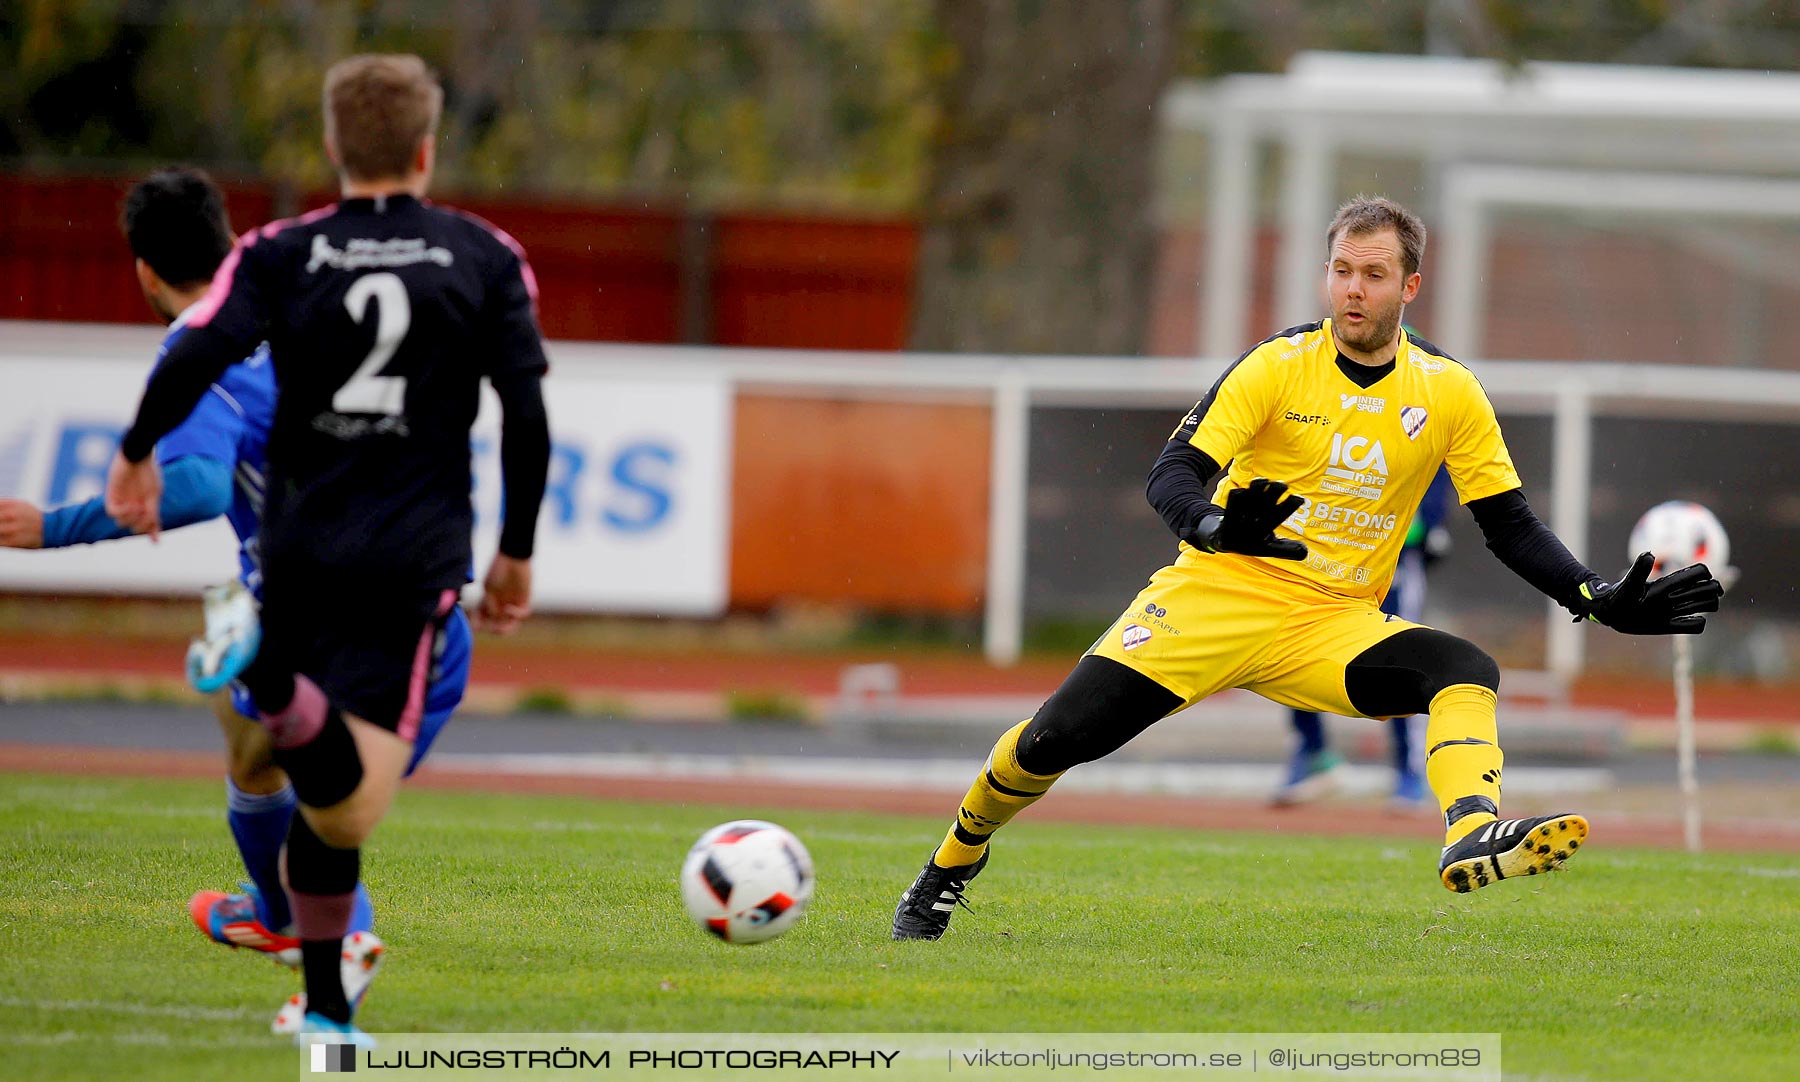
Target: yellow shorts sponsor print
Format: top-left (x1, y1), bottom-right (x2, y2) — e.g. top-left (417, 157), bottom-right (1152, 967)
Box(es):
top-left (1089, 550), bottom-right (1422, 717)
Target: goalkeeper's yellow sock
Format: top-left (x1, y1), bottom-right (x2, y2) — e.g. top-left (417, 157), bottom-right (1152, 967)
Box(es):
top-left (935, 720), bottom-right (1064, 867)
top-left (1424, 683), bottom-right (1504, 846)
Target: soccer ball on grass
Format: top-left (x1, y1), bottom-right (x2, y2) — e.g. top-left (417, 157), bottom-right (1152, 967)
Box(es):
top-left (679, 820), bottom-right (815, 944)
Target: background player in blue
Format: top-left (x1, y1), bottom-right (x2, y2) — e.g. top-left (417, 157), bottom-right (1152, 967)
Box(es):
top-left (1274, 465), bottom-right (1453, 810)
top-left (0, 167), bottom-right (471, 1032)
top-left (106, 55), bottom-right (550, 1045)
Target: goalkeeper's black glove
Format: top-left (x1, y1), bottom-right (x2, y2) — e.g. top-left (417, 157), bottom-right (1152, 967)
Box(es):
top-left (1180, 477), bottom-right (1308, 561)
top-left (1569, 551), bottom-right (1723, 635)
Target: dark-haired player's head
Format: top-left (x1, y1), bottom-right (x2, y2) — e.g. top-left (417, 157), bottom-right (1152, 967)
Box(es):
top-left (120, 167), bottom-right (234, 324)
top-left (323, 53), bottom-right (443, 192)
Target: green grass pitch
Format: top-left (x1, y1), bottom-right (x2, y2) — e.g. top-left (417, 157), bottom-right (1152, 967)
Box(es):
top-left (2, 772), bottom-right (1797, 1081)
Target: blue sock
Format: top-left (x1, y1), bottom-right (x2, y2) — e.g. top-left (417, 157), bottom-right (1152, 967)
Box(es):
top-left (226, 779), bottom-right (377, 934)
top-left (349, 881), bottom-right (375, 935)
top-left (226, 779), bottom-right (296, 930)
top-left (1291, 711), bottom-right (1326, 756)
top-left (1389, 714), bottom-right (1415, 775)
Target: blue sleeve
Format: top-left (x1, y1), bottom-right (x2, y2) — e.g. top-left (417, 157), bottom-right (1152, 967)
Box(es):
top-left (120, 238), bottom-right (267, 462)
top-left (40, 456), bottom-right (234, 547)
top-left (156, 384), bottom-right (246, 467)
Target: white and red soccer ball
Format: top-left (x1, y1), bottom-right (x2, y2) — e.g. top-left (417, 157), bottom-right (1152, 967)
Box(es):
top-left (1628, 501), bottom-right (1729, 580)
top-left (679, 820), bottom-right (815, 944)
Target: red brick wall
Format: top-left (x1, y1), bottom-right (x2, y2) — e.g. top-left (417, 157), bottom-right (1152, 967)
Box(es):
top-left (0, 174), bottom-right (916, 350)
top-left (10, 173), bottom-right (1790, 365)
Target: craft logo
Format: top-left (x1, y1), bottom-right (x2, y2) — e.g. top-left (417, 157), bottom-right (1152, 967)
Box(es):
top-left (310, 1044), bottom-right (357, 1073)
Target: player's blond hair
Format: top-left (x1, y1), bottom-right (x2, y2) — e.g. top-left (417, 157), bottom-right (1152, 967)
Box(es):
top-left (1327, 195), bottom-right (1427, 276)
top-left (323, 54), bottom-right (443, 182)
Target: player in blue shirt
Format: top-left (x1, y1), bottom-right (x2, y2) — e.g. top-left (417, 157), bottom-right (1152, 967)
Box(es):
top-left (0, 168), bottom-right (471, 1031)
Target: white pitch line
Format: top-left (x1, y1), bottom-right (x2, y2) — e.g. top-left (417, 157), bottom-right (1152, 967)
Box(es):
top-left (426, 752), bottom-right (1614, 799)
top-left (0, 996), bottom-right (262, 1022)
top-left (4, 1030), bottom-right (273, 1048)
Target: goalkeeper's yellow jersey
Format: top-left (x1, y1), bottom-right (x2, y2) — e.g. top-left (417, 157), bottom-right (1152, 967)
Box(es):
top-left (1173, 319), bottom-right (1520, 604)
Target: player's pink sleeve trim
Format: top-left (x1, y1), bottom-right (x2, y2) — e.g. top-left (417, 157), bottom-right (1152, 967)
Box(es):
top-left (515, 247), bottom-right (540, 308)
top-left (188, 204), bottom-right (339, 329)
top-left (258, 201), bottom-right (337, 239)
top-left (451, 207), bottom-right (541, 309)
top-left (185, 234), bottom-right (251, 328)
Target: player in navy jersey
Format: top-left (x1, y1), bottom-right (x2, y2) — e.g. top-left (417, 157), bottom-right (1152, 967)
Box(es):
top-left (0, 167), bottom-right (472, 1028)
top-left (106, 56), bottom-right (550, 1044)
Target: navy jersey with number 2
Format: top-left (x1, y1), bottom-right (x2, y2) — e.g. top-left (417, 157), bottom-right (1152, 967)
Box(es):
top-left (155, 194), bottom-right (547, 590)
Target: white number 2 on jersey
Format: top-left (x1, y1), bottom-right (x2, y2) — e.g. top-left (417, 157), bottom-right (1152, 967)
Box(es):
top-left (334, 272), bottom-right (410, 415)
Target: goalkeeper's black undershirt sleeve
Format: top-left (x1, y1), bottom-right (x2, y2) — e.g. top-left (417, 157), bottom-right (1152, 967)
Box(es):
top-left (1152, 454), bottom-right (1608, 611)
top-left (1146, 439), bottom-right (1224, 538)
top-left (1467, 488), bottom-right (1607, 610)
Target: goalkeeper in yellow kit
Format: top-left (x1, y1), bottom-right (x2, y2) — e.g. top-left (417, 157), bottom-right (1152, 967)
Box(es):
top-left (893, 196), bottom-right (1724, 939)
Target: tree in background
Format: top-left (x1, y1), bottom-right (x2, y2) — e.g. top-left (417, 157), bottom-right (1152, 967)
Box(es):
top-left (4, 0), bottom-right (1797, 358)
top-left (0, 0), bottom-right (937, 210)
top-left (907, 0), bottom-right (1175, 356)
top-left (7, 1), bottom-right (1795, 189)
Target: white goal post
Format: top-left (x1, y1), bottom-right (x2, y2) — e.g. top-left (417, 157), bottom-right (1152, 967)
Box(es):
top-left (1434, 164), bottom-right (1800, 683)
top-left (1164, 51), bottom-right (1800, 363)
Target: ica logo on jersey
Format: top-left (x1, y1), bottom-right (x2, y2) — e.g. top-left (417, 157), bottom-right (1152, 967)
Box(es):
top-left (1321, 433), bottom-right (1387, 500)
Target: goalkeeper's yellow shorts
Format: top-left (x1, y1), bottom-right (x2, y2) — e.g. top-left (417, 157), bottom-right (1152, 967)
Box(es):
top-left (1088, 550), bottom-right (1425, 716)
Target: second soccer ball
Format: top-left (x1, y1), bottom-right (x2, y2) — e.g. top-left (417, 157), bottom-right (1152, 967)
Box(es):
top-left (1628, 500), bottom-right (1729, 579)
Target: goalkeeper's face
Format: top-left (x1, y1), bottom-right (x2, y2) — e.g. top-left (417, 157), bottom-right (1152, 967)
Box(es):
top-left (1326, 227), bottom-right (1420, 362)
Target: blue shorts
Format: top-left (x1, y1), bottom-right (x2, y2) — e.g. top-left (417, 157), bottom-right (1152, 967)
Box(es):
top-left (234, 603), bottom-right (471, 778)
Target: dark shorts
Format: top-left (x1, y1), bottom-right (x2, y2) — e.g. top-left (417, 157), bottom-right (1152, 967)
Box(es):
top-left (258, 578), bottom-right (461, 739)
top-left (237, 602), bottom-right (470, 774)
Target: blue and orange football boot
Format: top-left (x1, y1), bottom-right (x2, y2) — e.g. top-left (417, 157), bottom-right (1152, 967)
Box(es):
top-left (189, 883), bottom-right (300, 967)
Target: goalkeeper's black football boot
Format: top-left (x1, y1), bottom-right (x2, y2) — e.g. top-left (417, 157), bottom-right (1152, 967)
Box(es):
top-left (892, 848), bottom-right (988, 940)
top-left (1439, 813), bottom-right (1588, 893)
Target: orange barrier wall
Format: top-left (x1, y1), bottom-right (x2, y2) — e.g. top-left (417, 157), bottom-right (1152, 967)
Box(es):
top-left (729, 395), bottom-right (990, 612)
